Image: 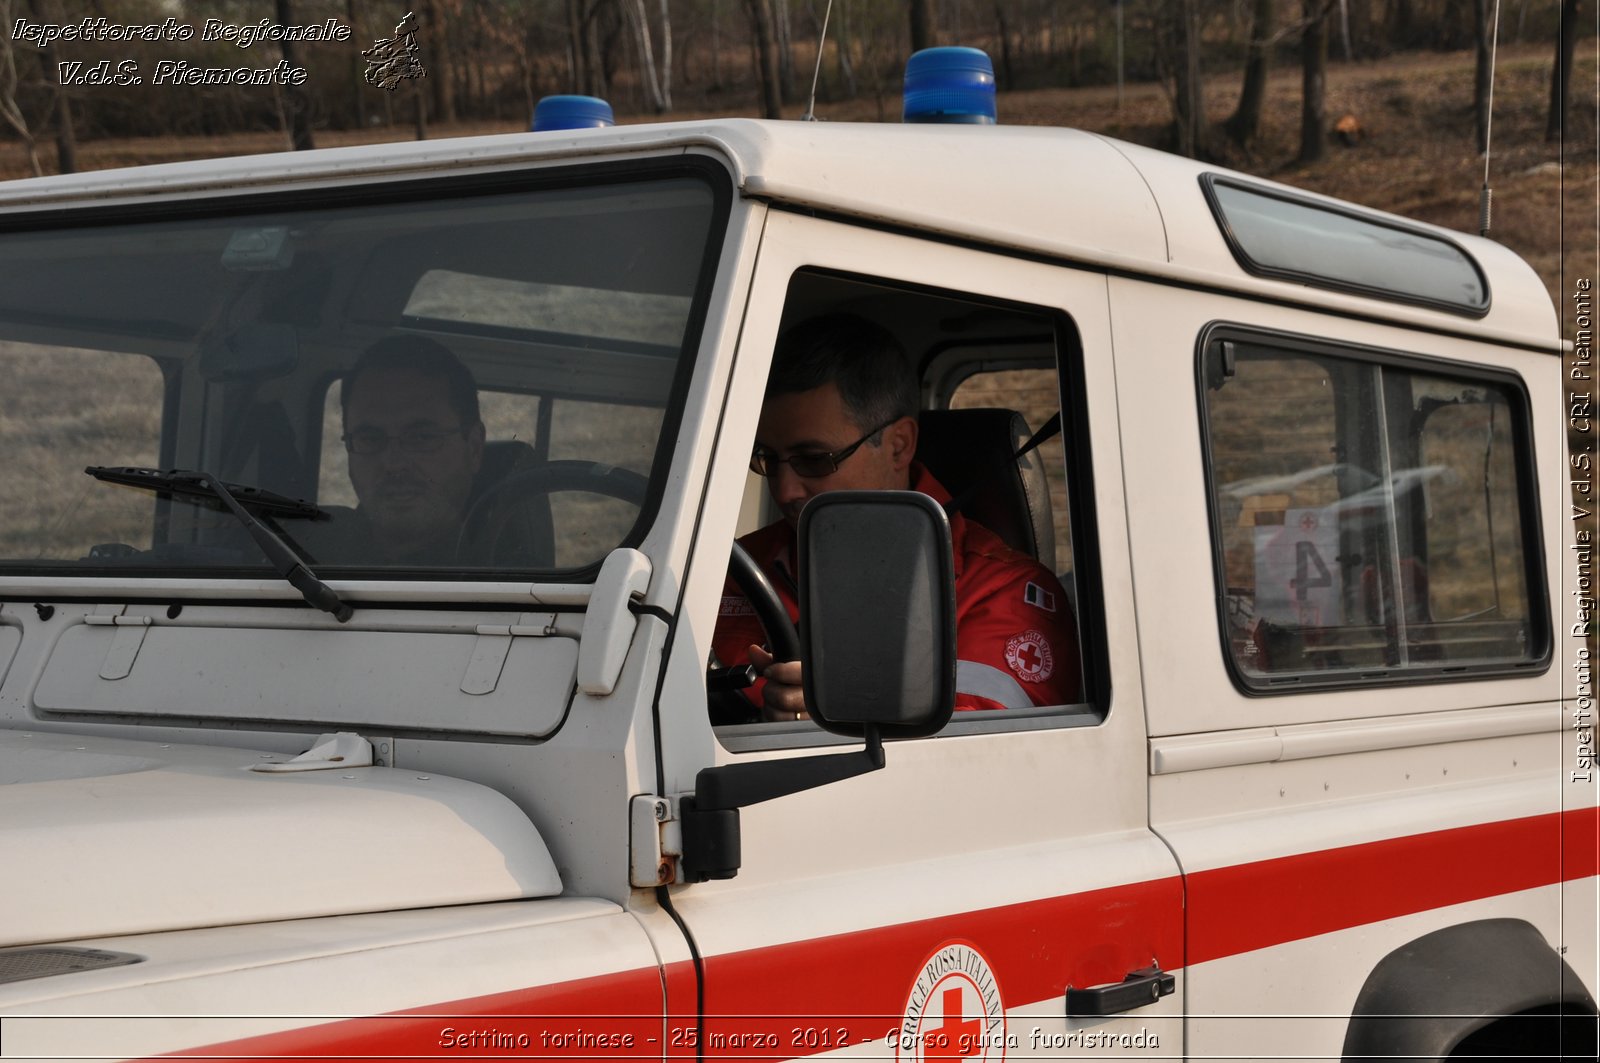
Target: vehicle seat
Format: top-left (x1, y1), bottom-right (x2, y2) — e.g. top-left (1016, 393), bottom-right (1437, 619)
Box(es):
top-left (917, 408), bottom-right (1056, 571)
top-left (471, 439), bottom-right (538, 499)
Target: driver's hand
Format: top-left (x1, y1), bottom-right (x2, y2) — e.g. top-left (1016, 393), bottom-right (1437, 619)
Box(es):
top-left (749, 644), bottom-right (810, 723)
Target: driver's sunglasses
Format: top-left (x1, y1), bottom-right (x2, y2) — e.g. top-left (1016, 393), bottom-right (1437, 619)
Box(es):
top-left (748, 419), bottom-right (896, 479)
top-left (342, 425), bottom-right (465, 456)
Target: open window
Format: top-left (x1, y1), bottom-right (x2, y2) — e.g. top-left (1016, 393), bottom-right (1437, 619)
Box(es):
top-left (1200, 327), bottom-right (1549, 690)
top-left (716, 269), bottom-right (1104, 741)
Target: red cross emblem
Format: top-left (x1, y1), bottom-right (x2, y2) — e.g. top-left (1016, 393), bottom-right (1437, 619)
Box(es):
top-left (924, 987), bottom-right (980, 1062)
top-left (1004, 630), bottom-right (1053, 683)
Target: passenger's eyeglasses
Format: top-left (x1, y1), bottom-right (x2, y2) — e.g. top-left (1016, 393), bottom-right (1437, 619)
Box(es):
top-left (749, 419), bottom-right (897, 478)
top-left (342, 425), bottom-right (465, 456)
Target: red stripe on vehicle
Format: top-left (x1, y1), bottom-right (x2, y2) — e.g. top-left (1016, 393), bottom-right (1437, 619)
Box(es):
top-left (696, 875), bottom-right (1183, 1055)
top-left (165, 807), bottom-right (1597, 1059)
top-left (1185, 807), bottom-right (1598, 965)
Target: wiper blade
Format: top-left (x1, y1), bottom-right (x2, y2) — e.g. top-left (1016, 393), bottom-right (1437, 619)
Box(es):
top-left (86, 466), bottom-right (326, 519)
top-left (85, 466), bottom-right (352, 623)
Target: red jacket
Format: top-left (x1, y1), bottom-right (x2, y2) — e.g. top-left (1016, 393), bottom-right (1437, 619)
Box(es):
top-left (714, 464), bottom-right (1082, 712)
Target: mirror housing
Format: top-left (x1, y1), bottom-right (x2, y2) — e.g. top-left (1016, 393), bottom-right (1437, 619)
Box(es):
top-left (798, 490), bottom-right (956, 738)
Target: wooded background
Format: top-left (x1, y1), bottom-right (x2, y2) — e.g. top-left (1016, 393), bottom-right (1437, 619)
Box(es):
top-left (0, 0), bottom-right (1591, 175)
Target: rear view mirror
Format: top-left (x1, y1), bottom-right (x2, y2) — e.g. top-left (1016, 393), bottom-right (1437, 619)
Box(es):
top-left (199, 323), bottom-right (300, 382)
top-left (797, 490), bottom-right (956, 739)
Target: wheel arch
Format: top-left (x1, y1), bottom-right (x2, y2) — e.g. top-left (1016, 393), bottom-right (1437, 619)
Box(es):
top-left (1341, 918), bottom-right (1597, 1062)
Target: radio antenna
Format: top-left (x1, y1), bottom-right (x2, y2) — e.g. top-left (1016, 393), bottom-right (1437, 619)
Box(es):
top-left (1479, 0), bottom-right (1502, 237)
top-left (803, 0), bottom-right (836, 122)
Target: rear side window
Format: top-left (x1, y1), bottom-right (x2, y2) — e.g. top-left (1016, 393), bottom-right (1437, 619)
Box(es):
top-left (1200, 329), bottom-right (1548, 690)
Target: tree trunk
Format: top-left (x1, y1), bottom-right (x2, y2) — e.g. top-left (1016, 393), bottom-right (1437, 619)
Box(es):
top-left (834, 0), bottom-right (856, 97)
top-left (1472, 0), bottom-right (1493, 153)
top-left (418, 0), bottom-right (456, 124)
top-left (347, 0), bottom-right (367, 129)
top-left (658, 0), bottom-right (673, 109)
top-left (275, 0), bottom-right (315, 149)
top-left (1548, 0), bottom-right (1582, 140)
top-left (993, 2), bottom-right (1014, 89)
top-left (566, 0), bottom-right (584, 91)
top-left (0, 0), bottom-right (41, 177)
top-left (25, 0), bottom-right (74, 172)
top-left (774, 0), bottom-right (794, 97)
top-left (1387, 0), bottom-right (1414, 50)
top-left (1299, 0), bottom-right (1329, 164)
top-left (1225, 0), bottom-right (1272, 147)
top-left (744, 0), bottom-right (784, 117)
top-left (910, 0), bottom-right (936, 52)
top-left (627, 0), bottom-right (667, 111)
top-left (1174, 0), bottom-right (1206, 158)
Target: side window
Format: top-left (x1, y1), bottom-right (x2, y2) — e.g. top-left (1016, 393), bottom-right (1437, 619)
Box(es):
top-left (1201, 332), bottom-right (1547, 688)
top-left (720, 269), bottom-right (1101, 741)
top-left (0, 343), bottom-right (166, 560)
top-left (948, 367), bottom-right (1076, 602)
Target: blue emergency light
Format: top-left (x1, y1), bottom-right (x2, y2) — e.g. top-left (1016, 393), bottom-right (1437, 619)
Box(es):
top-left (531, 95), bottom-right (615, 132)
top-left (902, 47), bottom-right (996, 125)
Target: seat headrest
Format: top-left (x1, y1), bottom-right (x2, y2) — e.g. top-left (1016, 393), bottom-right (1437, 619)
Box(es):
top-left (917, 408), bottom-right (1056, 572)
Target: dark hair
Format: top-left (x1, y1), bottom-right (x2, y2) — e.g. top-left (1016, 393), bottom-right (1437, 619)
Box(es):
top-left (768, 314), bottom-right (918, 433)
top-left (342, 335), bottom-right (482, 428)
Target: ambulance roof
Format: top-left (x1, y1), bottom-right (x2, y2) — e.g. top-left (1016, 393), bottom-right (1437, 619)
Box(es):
top-left (0, 119), bottom-right (1558, 348)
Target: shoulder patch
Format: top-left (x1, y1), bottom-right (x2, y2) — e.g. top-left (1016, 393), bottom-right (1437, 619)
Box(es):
top-left (1023, 581), bottom-right (1057, 613)
top-left (1004, 630), bottom-right (1054, 683)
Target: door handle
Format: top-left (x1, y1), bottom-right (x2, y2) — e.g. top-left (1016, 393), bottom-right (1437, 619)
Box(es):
top-left (1064, 965), bottom-right (1175, 1017)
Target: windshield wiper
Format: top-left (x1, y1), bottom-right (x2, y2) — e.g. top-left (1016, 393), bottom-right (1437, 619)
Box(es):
top-left (85, 466), bottom-right (352, 623)
top-left (86, 466), bottom-right (327, 519)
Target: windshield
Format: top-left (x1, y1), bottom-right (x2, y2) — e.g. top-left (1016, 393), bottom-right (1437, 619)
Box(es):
top-left (0, 162), bottom-right (725, 579)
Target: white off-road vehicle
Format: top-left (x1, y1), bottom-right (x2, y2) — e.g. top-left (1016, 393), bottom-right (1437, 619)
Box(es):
top-left (0, 108), bottom-right (1592, 1061)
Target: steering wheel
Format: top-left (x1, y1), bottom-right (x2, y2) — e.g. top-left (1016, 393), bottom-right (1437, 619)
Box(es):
top-left (709, 540), bottom-right (803, 725)
top-left (460, 460), bottom-right (648, 567)
top-left (729, 539), bottom-right (802, 661)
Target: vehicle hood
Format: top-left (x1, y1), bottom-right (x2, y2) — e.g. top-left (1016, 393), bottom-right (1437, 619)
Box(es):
top-left (0, 731), bottom-right (561, 947)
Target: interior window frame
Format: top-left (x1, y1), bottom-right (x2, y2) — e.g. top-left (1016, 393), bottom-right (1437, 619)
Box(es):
top-left (716, 268), bottom-right (1110, 751)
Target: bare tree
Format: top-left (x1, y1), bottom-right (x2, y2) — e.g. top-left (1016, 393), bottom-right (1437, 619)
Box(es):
top-left (627, 0), bottom-right (671, 111)
top-left (774, 0), bottom-right (795, 96)
top-left (0, 0), bottom-right (41, 176)
top-left (25, 0), bottom-right (74, 173)
top-left (417, 0), bottom-right (457, 124)
top-left (910, 0), bottom-right (936, 52)
top-left (745, 0), bottom-right (784, 117)
top-left (1226, 0), bottom-right (1273, 148)
top-left (1547, 0), bottom-right (1582, 140)
top-left (1175, 0), bottom-right (1207, 158)
top-left (1299, 0), bottom-right (1333, 164)
top-left (1471, 0), bottom-right (1493, 153)
top-left (276, 0), bottom-right (315, 149)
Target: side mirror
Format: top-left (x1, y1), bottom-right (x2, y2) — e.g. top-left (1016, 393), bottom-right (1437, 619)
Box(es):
top-left (798, 490), bottom-right (956, 739)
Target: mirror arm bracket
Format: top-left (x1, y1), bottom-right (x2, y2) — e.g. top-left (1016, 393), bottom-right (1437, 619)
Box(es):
top-left (678, 727), bottom-right (884, 882)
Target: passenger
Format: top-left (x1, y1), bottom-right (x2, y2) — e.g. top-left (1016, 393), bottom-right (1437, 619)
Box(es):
top-left (334, 335), bottom-right (486, 564)
top-left (713, 314), bottom-right (1081, 722)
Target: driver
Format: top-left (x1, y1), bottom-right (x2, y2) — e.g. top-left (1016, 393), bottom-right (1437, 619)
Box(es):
top-left (712, 314), bottom-right (1081, 722)
top-left (335, 335), bottom-right (486, 564)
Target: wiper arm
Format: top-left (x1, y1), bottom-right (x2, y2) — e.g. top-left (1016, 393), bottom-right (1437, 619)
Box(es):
top-left (86, 466), bottom-right (327, 519)
top-left (85, 466), bottom-right (353, 623)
